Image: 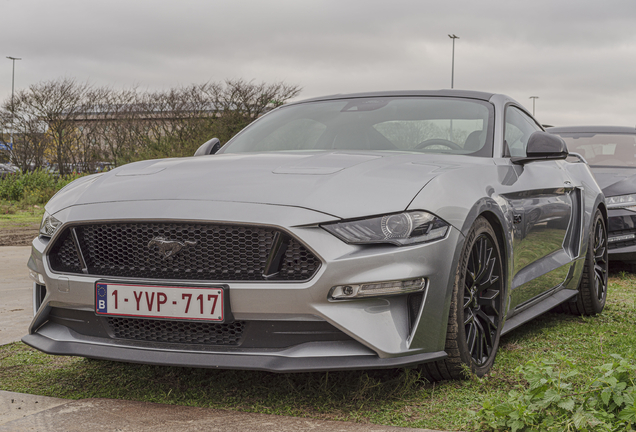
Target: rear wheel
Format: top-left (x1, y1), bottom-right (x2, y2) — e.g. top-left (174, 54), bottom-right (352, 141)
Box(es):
top-left (419, 217), bottom-right (504, 381)
top-left (562, 208), bottom-right (608, 315)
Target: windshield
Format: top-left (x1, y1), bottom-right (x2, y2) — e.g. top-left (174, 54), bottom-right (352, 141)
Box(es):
top-left (557, 133), bottom-right (636, 167)
top-left (220, 97), bottom-right (494, 156)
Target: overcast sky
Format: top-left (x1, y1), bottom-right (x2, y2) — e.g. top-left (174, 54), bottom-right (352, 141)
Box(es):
top-left (2, 0), bottom-right (636, 127)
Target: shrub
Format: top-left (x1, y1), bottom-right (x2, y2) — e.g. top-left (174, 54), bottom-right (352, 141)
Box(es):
top-left (473, 354), bottom-right (636, 431)
top-left (0, 174), bottom-right (24, 201)
top-left (0, 201), bottom-right (17, 214)
top-left (0, 170), bottom-right (87, 205)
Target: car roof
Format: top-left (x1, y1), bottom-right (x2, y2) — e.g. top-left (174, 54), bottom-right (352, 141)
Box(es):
top-left (291, 89), bottom-right (495, 105)
top-left (547, 126), bottom-right (636, 134)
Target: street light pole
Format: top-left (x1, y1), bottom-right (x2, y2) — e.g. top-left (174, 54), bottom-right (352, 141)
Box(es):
top-left (6, 56), bottom-right (22, 148)
top-left (448, 34), bottom-right (459, 89)
top-left (529, 96), bottom-right (539, 117)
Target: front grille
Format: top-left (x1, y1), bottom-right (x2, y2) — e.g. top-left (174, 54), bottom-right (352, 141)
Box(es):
top-left (107, 317), bottom-right (245, 345)
top-left (49, 222), bottom-right (320, 281)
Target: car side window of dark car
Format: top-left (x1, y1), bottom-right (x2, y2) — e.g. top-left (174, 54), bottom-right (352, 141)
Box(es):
top-left (504, 106), bottom-right (542, 157)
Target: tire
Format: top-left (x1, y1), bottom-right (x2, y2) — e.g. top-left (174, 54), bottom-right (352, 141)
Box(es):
top-left (419, 216), bottom-right (504, 381)
top-left (562, 208), bottom-right (608, 315)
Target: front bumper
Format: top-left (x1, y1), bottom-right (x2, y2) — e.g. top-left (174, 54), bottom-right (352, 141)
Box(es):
top-left (24, 200), bottom-right (461, 372)
top-left (607, 209), bottom-right (636, 261)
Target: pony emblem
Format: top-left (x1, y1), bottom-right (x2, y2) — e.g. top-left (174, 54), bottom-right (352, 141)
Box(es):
top-left (148, 237), bottom-right (197, 259)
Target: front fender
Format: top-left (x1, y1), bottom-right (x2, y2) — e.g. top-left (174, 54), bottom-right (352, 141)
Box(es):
top-left (407, 166), bottom-right (516, 318)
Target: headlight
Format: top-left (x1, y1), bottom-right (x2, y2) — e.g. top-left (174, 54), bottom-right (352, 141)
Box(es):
top-left (39, 212), bottom-right (62, 237)
top-left (606, 194), bottom-right (636, 210)
top-left (322, 211), bottom-right (449, 246)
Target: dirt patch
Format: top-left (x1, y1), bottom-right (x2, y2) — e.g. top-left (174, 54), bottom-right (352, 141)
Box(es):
top-left (0, 224), bottom-right (39, 246)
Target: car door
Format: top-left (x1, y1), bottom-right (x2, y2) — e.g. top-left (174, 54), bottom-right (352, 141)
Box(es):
top-left (501, 106), bottom-right (579, 311)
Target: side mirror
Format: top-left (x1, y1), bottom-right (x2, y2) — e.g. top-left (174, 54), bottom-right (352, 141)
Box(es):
top-left (511, 131), bottom-right (568, 164)
top-left (194, 138), bottom-right (221, 156)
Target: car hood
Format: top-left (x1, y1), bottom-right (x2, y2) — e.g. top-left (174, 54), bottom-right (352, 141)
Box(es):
top-left (48, 151), bottom-right (484, 220)
top-left (589, 166), bottom-right (636, 197)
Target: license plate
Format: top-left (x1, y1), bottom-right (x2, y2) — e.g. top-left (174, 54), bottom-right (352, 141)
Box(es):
top-left (95, 282), bottom-right (225, 321)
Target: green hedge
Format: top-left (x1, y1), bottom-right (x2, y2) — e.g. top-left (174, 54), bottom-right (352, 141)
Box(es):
top-left (0, 171), bottom-right (85, 205)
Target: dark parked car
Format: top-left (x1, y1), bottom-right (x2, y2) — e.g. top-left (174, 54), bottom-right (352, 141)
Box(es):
top-left (0, 163), bottom-right (20, 178)
top-left (548, 126), bottom-right (636, 263)
top-left (25, 91), bottom-right (607, 380)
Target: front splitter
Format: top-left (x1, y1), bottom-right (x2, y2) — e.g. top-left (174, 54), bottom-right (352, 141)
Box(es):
top-left (22, 332), bottom-right (447, 373)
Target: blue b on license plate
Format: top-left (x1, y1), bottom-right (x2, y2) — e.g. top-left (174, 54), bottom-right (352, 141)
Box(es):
top-left (95, 282), bottom-right (224, 321)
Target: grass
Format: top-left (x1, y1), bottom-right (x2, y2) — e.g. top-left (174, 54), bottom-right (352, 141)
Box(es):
top-left (1, 273), bottom-right (635, 430)
top-left (0, 201), bottom-right (44, 243)
top-left (0, 200), bottom-right (45, 226)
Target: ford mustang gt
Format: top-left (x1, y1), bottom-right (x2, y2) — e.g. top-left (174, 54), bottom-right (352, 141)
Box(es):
top-left (24, 90), bottom-right (607, 380)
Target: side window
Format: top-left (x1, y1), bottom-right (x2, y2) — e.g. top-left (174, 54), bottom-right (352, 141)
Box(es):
top-left (504, 106), bottom-right (542, 157)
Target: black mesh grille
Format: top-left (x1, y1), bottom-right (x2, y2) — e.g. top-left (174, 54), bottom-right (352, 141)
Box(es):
top-left (107, 317), bottom-right (245, 345)
top-left (279, 238), bottom-right (321, 280)
top-left (49, 223), bottom-right (320, 281)
top-left (49, 231), bottom-right (83, 273)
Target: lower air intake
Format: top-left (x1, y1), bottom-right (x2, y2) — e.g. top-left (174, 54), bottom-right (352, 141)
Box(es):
top-left (107, 317), bottom-right (246, 345)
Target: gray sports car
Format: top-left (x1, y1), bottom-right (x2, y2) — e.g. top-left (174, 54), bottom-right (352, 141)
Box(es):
top-left (24, 90), bottom-right (607, 379)
top-left (548, 126), bottom-right (636, 264)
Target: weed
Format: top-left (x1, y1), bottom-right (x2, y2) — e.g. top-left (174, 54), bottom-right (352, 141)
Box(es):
top-left (472, 354), bottom-right (636, 431)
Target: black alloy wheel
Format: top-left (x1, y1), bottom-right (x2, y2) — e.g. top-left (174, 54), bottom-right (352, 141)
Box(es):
top-left (418, 216), bottom-right (504, 381)
top-left (463, 232), bottom-right (503, 367)
top-left (561, 208), bottom-right (608, 316)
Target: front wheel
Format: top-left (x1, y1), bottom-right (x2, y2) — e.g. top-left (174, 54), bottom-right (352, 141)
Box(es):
top-left (419, 217), bottom-right (504, 380)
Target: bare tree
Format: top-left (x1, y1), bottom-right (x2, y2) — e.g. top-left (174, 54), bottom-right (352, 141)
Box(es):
top-left (0, 77), bottom-right (302, 170)
top-left (211, 79), bottom-right (301, 118)
top-left (133, 84), bottom-right (214, 159)
top-left (0, 97), bottom-right (50, 171)
top-left (10, 78), bottom-right (101, 174)
top-left (91, 87), bottom-right (141, 167)
top-left (202, 79), bottom-right (302, 143)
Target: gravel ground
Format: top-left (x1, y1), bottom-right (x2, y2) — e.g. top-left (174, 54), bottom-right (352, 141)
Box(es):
top-left (0, 225), bottom-right (38, 247)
